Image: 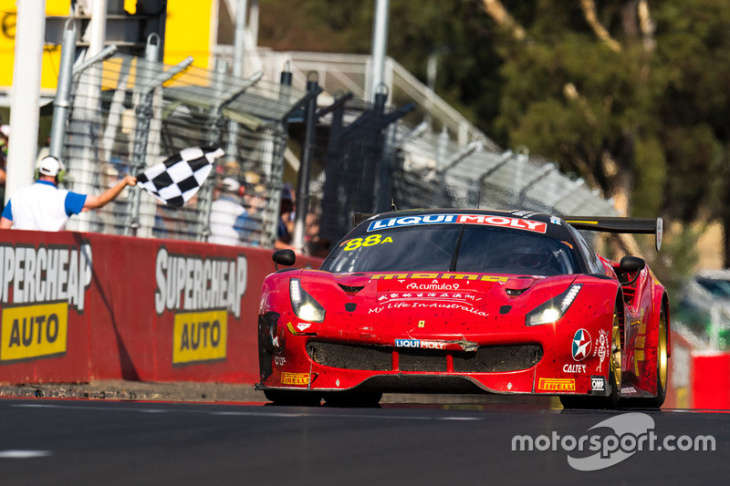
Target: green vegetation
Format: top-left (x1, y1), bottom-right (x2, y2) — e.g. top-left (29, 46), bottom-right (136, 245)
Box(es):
top-left (258, 0), bottom-right (730, 288)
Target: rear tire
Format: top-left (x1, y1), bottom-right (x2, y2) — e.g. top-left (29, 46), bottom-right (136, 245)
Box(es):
top-left (263, 389), bottom-right (322, 406)
top-left (628, 304), bottom-right (668, 409)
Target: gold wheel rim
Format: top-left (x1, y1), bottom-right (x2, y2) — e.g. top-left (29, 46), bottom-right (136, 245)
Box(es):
top-left (658, 309), bottom-right (668, 392)
top-left (611, 308), bottom-right (622, 390)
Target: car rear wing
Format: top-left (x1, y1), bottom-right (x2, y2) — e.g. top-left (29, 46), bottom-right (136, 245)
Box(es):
top-left (564, 216), bottom-right (663, 251)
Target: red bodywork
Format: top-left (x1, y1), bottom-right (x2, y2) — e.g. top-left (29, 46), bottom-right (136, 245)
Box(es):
top-left (257, 211), bottom-right (669, 401)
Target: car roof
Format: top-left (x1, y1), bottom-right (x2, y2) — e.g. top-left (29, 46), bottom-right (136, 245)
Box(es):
top-left (360, 208), bottom-right (576, 241)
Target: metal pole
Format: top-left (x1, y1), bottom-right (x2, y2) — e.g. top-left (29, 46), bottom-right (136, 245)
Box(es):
top-left (88, 0), bottom-right (107, 57)
top-left (233, 0), bottom-right (248, 77)
top-left (292, 72), bottom-right (319, 252)
top-left (72, 45), bottom-right (118, 76)
top-left (145, 33), bottom-right (160, 62)
top-left (249, 0), bottom-right (259, 49)
top-left (49, 19), bottom-right (77, 160)
top-left (5, 0), bottom-right (45, 203)
top-left (369, 0), bottom-right (389, 102)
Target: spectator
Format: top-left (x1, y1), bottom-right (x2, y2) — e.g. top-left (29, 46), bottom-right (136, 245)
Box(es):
top-left (0, 125), bottom-right (9, 159)
top-left (36, 135), bottom-right (51, 165)
top-left (0, 155), bottom-right (136, 231)
top-left (236, 183), bottom-right (266, 246)
top-left (275, 185), bottom-right (297, 251)
top-left (209, 177), bottom-right (245, 245)
top-left (0, 125), bottom-right (9, 211)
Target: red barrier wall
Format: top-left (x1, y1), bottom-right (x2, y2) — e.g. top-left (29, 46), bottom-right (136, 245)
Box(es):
top-left (0, 230), bottom-right (321, 385)
top-left (691, 352), bottom-right (730, 409)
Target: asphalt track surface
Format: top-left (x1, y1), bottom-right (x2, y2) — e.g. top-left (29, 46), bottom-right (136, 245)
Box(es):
top-left (0, 398), bottom-right (727, 486)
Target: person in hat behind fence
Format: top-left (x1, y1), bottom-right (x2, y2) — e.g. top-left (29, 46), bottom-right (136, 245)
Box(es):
top-left (0, 155), bottom-right (137, 231)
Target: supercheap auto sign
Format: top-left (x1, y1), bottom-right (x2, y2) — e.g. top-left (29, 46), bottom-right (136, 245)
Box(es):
top-left (154, 247), bottom-right (246, 366)
top-left (0, 242), bottom-right (92, 363)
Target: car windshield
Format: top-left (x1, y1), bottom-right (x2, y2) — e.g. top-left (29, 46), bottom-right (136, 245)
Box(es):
top-left (320, 224), bottom-right (581, 276)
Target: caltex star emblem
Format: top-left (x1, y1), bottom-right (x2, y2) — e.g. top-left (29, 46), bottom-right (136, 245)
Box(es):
top-left (572, 328), bottom-right (592, 361)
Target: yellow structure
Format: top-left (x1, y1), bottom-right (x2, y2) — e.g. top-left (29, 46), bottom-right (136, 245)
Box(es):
top-left (0, 0), bottom-right (214, 93)
top-left (162, 0), bottom-right (215, 69)
top-left (0, 0), bottom-right (71, 91)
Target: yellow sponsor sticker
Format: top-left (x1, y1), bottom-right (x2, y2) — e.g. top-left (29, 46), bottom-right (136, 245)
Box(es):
top-left (370, 272), bottom-right (508, 282)
top-left (538, 378), bottom-right (576, 392)
top-left (281, 372), bottom-right (310, 386)
top-left (173, 310), bottom-right (228, 365)
top-left (1, 302), bottom-right (68, 363)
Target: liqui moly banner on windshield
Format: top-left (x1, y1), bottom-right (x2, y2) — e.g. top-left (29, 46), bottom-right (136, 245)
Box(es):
top-left (367, 214), bottom-right (547, 233)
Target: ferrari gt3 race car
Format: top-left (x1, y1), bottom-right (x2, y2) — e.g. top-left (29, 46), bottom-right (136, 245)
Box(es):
top-left (257, 209), bottom-right (669, 408)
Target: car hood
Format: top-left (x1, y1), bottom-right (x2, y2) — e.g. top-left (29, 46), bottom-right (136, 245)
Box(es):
top-left (283, 269), bottom-right (579, 341)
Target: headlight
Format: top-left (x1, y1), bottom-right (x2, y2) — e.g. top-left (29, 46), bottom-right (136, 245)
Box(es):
top-left (290, 278), bottom-right (326, 322)
top-left (526, 284), bottom-right (582, 326)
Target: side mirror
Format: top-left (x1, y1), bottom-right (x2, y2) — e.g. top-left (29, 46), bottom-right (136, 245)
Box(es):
top-left (273, 249), bottom-right (296, 269)
top-left (619, 256), bottom-right (645, 273)
top-left (618, 256), bottom-right (645, 285)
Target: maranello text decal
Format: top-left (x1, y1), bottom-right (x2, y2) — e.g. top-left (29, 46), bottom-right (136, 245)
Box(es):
top-left (0, 243), bottom-right (92, 363)
top-left (155, 248), bottom-right (247, 365)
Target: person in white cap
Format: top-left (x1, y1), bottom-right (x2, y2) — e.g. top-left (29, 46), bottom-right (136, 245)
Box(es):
top-left (0, 155), bottom-right (137, 231)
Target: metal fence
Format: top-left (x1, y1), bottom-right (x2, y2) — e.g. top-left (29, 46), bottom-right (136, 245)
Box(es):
top-left (61, 52), bottom-right (308, 247)
top-left (57, 47), bottom-right (617, 255)
top-left (217, 48), bottom-right (498, 148)
top-left (390, 128), bottom-right (617, 217)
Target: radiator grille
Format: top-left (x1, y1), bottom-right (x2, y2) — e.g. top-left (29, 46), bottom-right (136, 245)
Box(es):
top-left (306, 341), bottom-right (542, 373)
top-left (307, 342), bottom-right (391, 371)
top-left (453, 344), bottom-right (543, 372)
top-left (398, 349), bottom-right (448, 372)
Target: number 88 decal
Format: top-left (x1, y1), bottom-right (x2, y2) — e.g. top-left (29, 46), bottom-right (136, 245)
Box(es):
top-left (342, 234), bottom-right (393, 251)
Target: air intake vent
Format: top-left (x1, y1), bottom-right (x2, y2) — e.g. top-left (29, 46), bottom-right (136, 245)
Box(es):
top-left (339, 284), bottom-right (365, 294)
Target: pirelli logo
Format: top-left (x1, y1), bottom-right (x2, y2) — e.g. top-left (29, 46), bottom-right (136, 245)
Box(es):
top-left (538, 378), bottom-right (576, 392)
top-left (281, 372), bottom-right (310, 386)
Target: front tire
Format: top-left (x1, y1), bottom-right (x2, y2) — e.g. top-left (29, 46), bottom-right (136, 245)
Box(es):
top-left (323, 391), bottom-right (383, 408)
top-left (263, 389), bottom-right (322, 406)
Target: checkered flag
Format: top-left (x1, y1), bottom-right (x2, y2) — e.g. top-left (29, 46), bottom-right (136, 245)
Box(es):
top-left (136, 147), bottom-right (224, 207)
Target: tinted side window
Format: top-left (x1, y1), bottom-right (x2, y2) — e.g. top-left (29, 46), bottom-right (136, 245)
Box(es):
top-left (567, 225), bottom-right (602, 273)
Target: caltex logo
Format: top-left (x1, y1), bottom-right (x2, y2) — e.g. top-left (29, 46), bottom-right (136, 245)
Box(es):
top-left (572, 329), bottom-right (592, 361)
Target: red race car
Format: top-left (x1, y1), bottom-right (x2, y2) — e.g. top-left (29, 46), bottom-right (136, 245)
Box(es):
top-left (257, 209), bottom-right (669, 408)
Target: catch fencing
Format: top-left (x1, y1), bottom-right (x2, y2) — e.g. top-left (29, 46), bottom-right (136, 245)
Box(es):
top-left (57, 46), bottom-right (618, 253)
top-left (60, 51), bottom-right (308, 247)
top-left (390, 128), bottom-right (617, 216)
